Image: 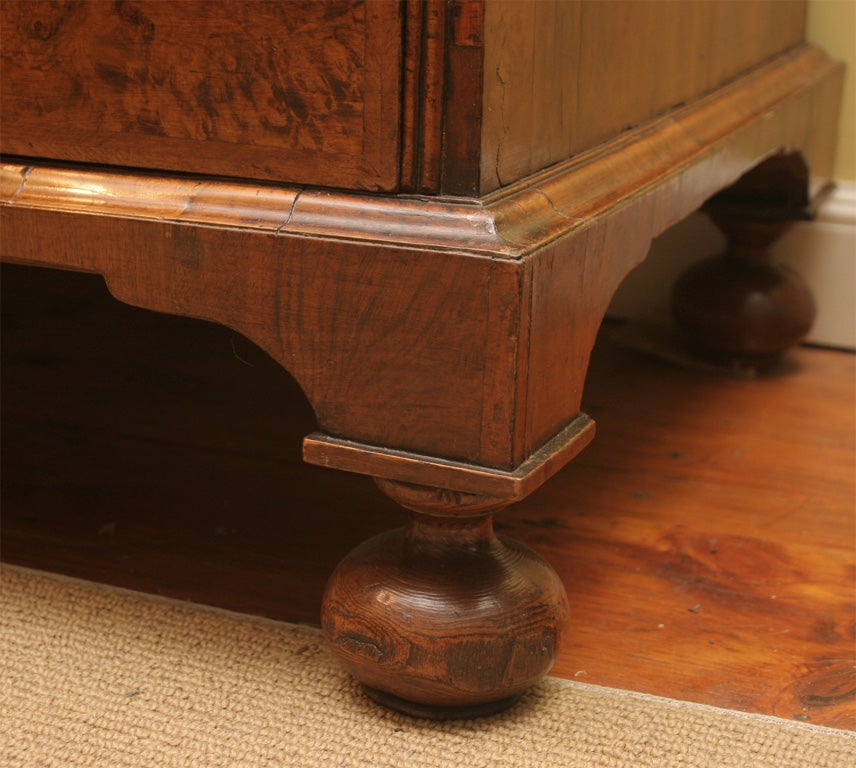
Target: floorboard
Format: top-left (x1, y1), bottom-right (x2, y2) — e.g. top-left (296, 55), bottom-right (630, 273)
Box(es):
top-left (2, 264), bottom-right (853, 729)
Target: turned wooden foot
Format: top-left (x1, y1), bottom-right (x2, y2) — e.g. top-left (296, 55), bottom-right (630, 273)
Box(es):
top-left (321, 479), bottom-right (568, 718)
top-left (671, 155), bottom-right (817, 366)
top-left (671, 215), bottom-right (815, 365)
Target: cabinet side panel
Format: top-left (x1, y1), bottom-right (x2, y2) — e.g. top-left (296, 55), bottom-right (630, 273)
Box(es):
top-left (481, 0), bottom-right (581, 193)
top-left (521, 226), bottom-right (644, 459)
top-left (480, 0), bottom-right (807, 194)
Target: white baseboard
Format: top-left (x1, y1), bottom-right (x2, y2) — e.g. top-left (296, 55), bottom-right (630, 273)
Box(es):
top-left (609, 182), bottom-right (856, 350)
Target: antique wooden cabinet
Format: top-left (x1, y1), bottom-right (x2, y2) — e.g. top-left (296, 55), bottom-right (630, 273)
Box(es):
top-left (0, 1), bottom-right (844, 717)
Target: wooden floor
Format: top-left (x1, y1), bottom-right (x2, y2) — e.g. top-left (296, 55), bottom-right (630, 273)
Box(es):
top-left (2, 263), bottom-right (854, 730)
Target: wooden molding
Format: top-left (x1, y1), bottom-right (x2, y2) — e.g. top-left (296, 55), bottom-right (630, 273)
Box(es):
top-left (399, 0), bottom-right (448, 194)
top-left (303, 413), bottom-right (595, 499)
top-left (485, 44), bottom-right (843, 251)
top-left (2, 45), bottom-right (842, 263)
top-left (0, 43), bottom-right (844, 499)
top-left (0, 164), bottom-right (512, 257)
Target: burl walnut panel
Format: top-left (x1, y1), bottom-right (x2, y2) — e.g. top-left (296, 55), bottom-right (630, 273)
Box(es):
top-left (0, 0), bottom-right (402, 190)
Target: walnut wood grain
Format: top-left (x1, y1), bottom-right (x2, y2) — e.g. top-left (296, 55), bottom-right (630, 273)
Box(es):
top-left (0, 0), bottom-right (403, 191)
top-left (0, 44), bottom-right (844, 486)
top-left (0, 1), bottom-right (813, 197)
top-left (400, 0), bottom-right (447, 194)
top-left (479, 0), bottom-right (806, 194)
top-left (487, 45), bottom-right (842, 251)
top-left (2, 264), bottom-right (852, 727)
top-left (1, 46), bottom-right (841, 258)
top-left (0, 203), bottom-right (525, 469)
top-left (435, 0), bottom-right (485, 196)
top-left (322, 480), bottom-right (569, 714)
top-left (0, 4), bottom-right (846, 716)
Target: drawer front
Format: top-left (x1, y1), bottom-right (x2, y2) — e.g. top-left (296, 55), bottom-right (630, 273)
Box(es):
top-left (1, 1), bottom-right (403, 191)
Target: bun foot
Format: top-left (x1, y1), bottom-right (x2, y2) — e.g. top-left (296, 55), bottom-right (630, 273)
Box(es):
top-left (671, 155), bottom-right (817, 366)
top-left (321, 480), bottom-right (568, 718)
top-left (671, 241), bottom-right (815, 366)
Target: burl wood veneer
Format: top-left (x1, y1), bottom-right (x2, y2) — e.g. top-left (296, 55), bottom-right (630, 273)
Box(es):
top-left (0, 0), bottom-right (844, 716)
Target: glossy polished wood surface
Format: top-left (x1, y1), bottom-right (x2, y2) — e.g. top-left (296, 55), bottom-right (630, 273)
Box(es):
top-left (322, 482), bottom-right (569, 715)
top-left (1, 44), bottom-right (844, 486)
top-left (0, 0), bottom-right (812, 196)
top-left (2, 265), bottom-right (853, 728)
top-left (0, 0), bottom-right (403, 190)
top-left (1, 0), bottom-right (848, 720)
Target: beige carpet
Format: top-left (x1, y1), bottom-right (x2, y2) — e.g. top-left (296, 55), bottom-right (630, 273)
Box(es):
top-left (1, 565), bottom-right (853, 768)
